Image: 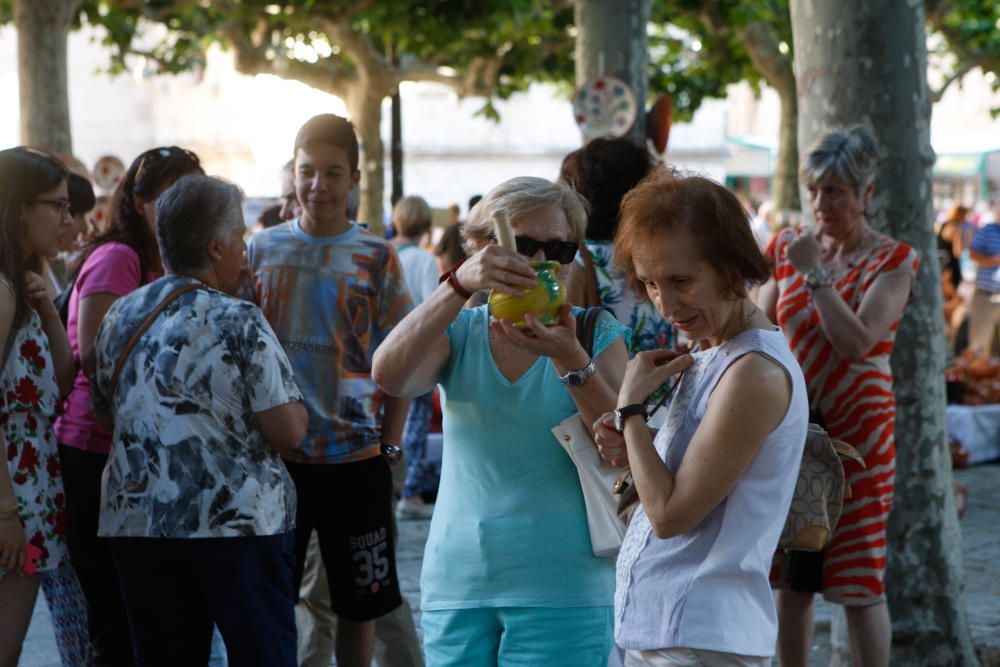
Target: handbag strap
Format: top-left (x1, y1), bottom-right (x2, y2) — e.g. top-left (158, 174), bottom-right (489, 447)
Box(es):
top-left (108, 283), bottom-right (201, 399)
top-left (579, 244), bottom-right (600, 309)
top-left (574, 306), bottom-right (613, 356)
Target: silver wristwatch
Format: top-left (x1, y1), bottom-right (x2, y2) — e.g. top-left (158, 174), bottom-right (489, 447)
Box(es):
top-left (558, 358), bottom-right (596, 387)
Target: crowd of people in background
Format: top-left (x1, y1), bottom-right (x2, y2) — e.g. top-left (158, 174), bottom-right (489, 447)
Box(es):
top-left (0, 112), bottom-right (994, 667)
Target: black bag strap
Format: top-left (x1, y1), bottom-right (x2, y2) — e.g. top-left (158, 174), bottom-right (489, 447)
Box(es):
top-left (574, 306), bottom-right (614, 357)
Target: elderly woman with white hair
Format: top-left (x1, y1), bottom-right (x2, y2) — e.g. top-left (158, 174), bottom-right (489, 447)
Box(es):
top-left (760, 126), bottom-right (918, 667)
top-left (374, 176), bottom-right (630, 666)
top-left (89, 175), bottom-right (307, 667)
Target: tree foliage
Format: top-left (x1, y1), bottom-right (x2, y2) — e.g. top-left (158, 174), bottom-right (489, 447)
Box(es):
top-left (648, 0), bottom-right (777, 122)
top-left (926, 0), bottom-right (1000, 110)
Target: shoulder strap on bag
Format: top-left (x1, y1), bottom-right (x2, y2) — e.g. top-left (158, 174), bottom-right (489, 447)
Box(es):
top-left (579, 244), bottom-right (600, 309)
top-left (574, 306), bottom-right (614, 356)
top-left (108, 283), bottom-right (201, 399)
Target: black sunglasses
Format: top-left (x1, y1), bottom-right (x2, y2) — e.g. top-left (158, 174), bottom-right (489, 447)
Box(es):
top-left (513, 235), bottom-right (578, 264)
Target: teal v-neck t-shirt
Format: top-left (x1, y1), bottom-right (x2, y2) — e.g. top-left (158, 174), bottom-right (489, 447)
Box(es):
top-left (421, 305), bottom-right (630, 610)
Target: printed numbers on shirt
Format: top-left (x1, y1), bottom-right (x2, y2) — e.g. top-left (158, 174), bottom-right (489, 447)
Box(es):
top-left (350, 528), bottom-right (389, 587)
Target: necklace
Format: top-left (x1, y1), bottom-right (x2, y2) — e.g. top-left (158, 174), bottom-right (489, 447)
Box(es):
top-left (825, 226), bottom-right (875, 272)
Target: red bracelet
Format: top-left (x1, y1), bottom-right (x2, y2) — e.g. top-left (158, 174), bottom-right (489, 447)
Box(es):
top-left (440, 260), bottom-right (473, 300)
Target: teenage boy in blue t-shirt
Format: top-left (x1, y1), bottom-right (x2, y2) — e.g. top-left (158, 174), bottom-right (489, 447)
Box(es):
top-left (248, 113), bottom-right (412, 667)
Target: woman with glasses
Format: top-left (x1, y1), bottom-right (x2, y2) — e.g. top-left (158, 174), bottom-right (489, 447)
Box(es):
top-left (0, 147), bottom-right (78, 665)
top-left (373, 177), bottom-right (630, 666)
top-left (55, 145), bottom-right (203, 666)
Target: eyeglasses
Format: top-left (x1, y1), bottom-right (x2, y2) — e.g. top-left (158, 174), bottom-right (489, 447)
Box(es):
top-left (35, 197), bottom-right (73, 218)
top-left (134, 146), bottom-right (200, 183)
top-left (511, 235), bottom-right (579, 264)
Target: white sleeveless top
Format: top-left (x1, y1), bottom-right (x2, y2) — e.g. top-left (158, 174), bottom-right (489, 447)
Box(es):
top-left (615, 327), bottom-right (808, 656)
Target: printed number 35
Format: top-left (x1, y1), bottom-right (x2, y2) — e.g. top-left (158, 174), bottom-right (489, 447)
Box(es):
top-left (353, 543), bottom-right (389, 587)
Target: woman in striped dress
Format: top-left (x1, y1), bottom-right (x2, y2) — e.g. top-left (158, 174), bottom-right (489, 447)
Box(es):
top-left (760, 126), bottom-right (919, 667)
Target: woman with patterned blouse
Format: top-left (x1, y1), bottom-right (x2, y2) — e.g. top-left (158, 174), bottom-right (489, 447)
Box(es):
top-left (0, 147), bottom-right (78, 666)
top-left (760, 126), bottom-right (918, 667)
top-left (89, 175), bottom-right (307, 667)
top-left (57, 145), bottom-right (203, 666)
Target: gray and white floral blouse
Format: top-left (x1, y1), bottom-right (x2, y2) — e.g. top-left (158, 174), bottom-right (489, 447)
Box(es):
top-left (91, 275), bottom-right (303, 539)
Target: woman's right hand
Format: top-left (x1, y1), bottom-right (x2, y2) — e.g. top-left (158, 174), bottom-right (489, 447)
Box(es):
top-left (454, 244), bottom-right (537, 296)
top-left (593, 411), bottom-right (629, 467)
top-left (0, 513), bottom-right (26, 573)
top-left (619, 350), bottom-right (694, 407)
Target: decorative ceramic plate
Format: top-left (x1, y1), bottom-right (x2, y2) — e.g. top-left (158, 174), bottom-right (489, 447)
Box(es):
top-left (573, 76), bottom-right (637, 139)
top-left (93, 155), bottom-right (125, 191)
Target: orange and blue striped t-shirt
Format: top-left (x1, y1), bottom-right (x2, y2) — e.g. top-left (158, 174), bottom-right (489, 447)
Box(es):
top-left (248, 220), bottom-right (413, 464)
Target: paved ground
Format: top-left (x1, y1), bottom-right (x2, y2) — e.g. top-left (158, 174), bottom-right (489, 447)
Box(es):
top-left (19, 463), bottom-right (1000, 666)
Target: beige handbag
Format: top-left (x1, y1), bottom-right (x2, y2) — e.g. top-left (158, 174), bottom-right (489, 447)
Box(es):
top-left (778, 423), bottom-right (865, 552)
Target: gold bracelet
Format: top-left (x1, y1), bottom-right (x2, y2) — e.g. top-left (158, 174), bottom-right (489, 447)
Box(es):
top-left (0, 503), bottom-right (20, 517)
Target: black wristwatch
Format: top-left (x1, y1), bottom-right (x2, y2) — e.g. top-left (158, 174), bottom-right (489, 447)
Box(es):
top-left (613, 404), bottom-right (647, 433)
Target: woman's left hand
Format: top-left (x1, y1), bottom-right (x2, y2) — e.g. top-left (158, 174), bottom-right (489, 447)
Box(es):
top-left (490, 304), bottom-right (582, 365)
top-left (619, 349), bottom-right (694, 406)
top-left (24, 271), bottom-right (55, 313)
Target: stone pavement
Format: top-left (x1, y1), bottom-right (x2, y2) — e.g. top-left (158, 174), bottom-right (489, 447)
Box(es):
top-left (19, 463), bottom-right (1000, 666)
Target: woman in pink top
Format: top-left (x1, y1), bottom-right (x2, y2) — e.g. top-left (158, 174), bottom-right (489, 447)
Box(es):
top-left (55, 146), bottom-right (202, 666)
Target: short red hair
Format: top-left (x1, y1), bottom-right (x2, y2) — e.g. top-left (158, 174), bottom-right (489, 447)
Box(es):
top-left (614, 170), bottom-right (770, 299)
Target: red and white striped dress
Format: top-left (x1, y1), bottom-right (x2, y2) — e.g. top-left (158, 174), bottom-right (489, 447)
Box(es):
top-left (766, 227), bottom-right (918, 604)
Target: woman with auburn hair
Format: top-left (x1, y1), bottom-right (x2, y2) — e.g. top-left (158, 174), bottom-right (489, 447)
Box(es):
top-left (594, 170), bottom-right (808, 666)
top-left (55, 145), bottom-right (203, 666)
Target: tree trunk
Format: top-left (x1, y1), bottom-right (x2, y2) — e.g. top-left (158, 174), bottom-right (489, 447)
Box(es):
top-left (739, 21), bottom-right (799, 212)
top-left (347, 83), bottom-right (387, 234)
top-left (772, 85), bottom-right (798, 213)
top-left (790, 2), bottom-right (979, 665)
top-left (14, 0), bottom-right (79, 154)
top-left (574, 0), bottom-right (649, 146)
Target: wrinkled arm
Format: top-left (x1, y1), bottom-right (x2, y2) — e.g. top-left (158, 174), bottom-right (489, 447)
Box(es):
top-left (374, 244), bottom-right (536, 397)
top-left (557, 334), bottom-right (628, 437)
top-left (256, 401), bottom-right (308, 454)
top-left (381, 395), bottom-right (410, 446)
top-left (622, 353), bottom-right (791, 539)
top-left (811, 271), bottom-right (912, 362)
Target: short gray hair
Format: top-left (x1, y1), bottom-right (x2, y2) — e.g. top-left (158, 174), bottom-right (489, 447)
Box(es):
top-left (463, 176), bottom-right (587, 254)
top-left (156, 175), bottom-right (244, 274)
top-left (800, 125), bottom-right (878, 194)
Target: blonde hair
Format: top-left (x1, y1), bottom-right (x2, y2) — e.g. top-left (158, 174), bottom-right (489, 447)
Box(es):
top-left (392, 195), bottom-right (432, 238)
top-left (462, 176), bottom-right (587, 254)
